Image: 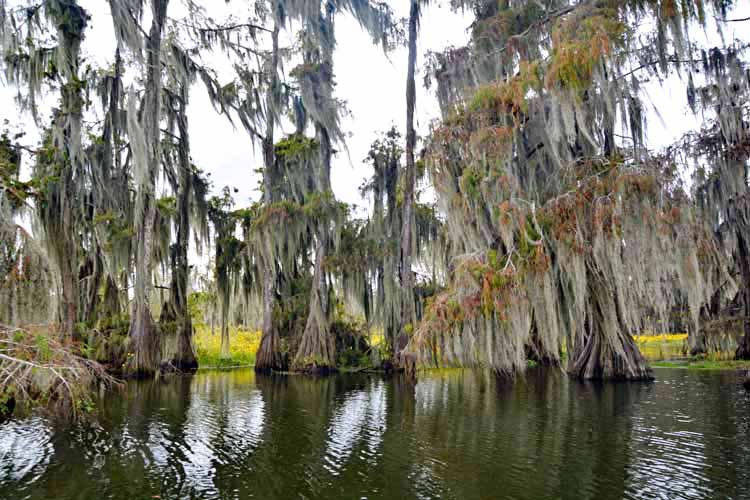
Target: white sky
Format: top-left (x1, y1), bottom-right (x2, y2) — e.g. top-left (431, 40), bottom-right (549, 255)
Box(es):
top-left (0, 1), bottom-right (472, 213)
top-left (2, 1), bottom-right (749, 211)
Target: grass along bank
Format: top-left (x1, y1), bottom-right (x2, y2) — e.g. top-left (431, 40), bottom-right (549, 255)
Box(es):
top-left (652, 359), bottom-right (750, 370)
top-left (633, 332), bottom-right (750, 370)
top-left (194, 326), bottom-right (260, 368)
top-left (634, 333), bottom-right (689, 361)
top-left (190, 328), bottom-right (749, 372)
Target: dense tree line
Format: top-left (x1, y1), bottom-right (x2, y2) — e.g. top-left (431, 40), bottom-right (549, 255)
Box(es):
top-left (1, 0), bottom-right (749, 386)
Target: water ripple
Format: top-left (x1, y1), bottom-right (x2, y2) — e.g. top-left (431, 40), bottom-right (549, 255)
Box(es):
top-left (0, 369), bottom-right (748, 500)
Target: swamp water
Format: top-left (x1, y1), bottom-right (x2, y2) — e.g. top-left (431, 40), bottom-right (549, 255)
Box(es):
top-left (1, 368), bottom-right (749, 500)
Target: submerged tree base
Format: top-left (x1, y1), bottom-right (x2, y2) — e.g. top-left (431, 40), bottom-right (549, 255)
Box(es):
top-left (159, 306), bottom-right (198, 374)
top-left (255, 329), bottom-right (287, 374)
top-left (161, 356), bottom-right (198, 373)
top-left (568, 331), bottom-right (654, 381)
top-left (736, 335), bottom-right (750, 361)
top-left (126, 305), bottom-right (162, 379)
top-left (743, 371), bottom-right (750, 390)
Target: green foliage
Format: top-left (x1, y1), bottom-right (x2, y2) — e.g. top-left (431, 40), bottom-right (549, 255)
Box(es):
top-left (34, 334), bottom-right (51, 362)
top-left (188, 291), bottom-right (217, 326)
top-left (93, 211), bottom-right (135, 247)
top-left (75, 396), bottom-right (96, 414)
top-left (157, 196), bottom-right (177, 217)
top-left (0, 391), bottom-right (14, 417)
top-left (467, 61), bottom-right (541, 117)
top-left (459, 166), bottom-right (482, 199)
top-left (0, 131), bottom-right (38, 209)
top-left (332, 303), bottom-right (370, 368)
top-left (274, 134), bottom-right (318, 158)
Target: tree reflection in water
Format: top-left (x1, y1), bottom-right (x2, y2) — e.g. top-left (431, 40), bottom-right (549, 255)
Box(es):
top-left (1, 368), bottom-right (749, 500)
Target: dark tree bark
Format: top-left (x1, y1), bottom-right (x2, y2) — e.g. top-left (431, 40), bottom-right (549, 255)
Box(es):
top-left (526, 321), bottom-right (560, 366)
top-left (160, 84), bottom-right (197, 372)
top-left (397, 0), bottom-right (420, 356)
top-left (567, 269), bottom-right (653, 381)
top-left (256, 20), bottom-right (284, 373)
top-left (567, 326), bottom-right (653, 380)
top-left (735, 233), bottom-right (750, 359)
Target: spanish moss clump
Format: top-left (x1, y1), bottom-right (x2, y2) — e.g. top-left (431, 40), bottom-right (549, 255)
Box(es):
top-left (0, 223), bottom-right (54, 326)
top-left (0, 133), bottom-right (55, 325)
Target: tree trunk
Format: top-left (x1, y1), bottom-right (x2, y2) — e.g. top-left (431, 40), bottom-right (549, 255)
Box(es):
top-left (256, 20), bottom-right (284, 373)
top-left (101, 275), bottom-right (121, 320)
top-left (567, 269), bottom-right (653, 380)
top-left (397, 0), bottom-right (419, 356)
top-left (567, 325), bottom-right (653, 380)
top-left (293, 12), bottom-right (336, 374)
top-left (127, 0), bottom-right (169, 377)
top-left (53, 9), bottom-right (86, 343)
top-left (293, 120), bottom-right (335, 373)
top-left (292, 238), bottom-right (335, 373)
top-left (735, 234), bottom-right (750, 359)
top-left (220, 295), bottom-right (231, 360)
top-left (161, 85), bottom-right (197, 371)
top-left (54, 150), bottom-right (79, 341)
top-left (256, 272), bottom-right (283, 372)
top-left (59, 244), bottom-right (78, 341)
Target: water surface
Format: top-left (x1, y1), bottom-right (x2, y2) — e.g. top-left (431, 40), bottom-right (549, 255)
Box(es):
top-left (1, 368), bottom-right (749, 499)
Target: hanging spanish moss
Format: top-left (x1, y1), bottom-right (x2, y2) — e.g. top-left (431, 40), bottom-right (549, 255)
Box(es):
top-left (407, 0), bottom-right (741, 379)
top-left (208, 189), bottom-right (244, 361)
top-left (157, 43), bottom-right (209, 371)
top-left (0, 134), bottom-right (54, 325)
top-left (1, 0), bottom-right (748, 392)
top-left (117, 0), bottom-right (171, 377)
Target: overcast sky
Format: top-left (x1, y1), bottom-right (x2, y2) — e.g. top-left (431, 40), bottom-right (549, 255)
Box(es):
top-left (1, 1), bottom-right (472, 213)
top-left (2, 1), bottom-right (749, 210)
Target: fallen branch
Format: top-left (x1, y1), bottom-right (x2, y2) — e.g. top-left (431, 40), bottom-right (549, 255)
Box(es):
top-left (0, 325), bottom-right (122, 417)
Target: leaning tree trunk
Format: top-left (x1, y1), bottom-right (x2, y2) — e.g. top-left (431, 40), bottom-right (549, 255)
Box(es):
top-left (127, 0), bottom-right (169, 377)
top-left (567, 268), bottom-right (653, 380)
top-left (397, 0), bottom-right (419, 357)
top-left (256, 21), bottom-right (284, 373)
